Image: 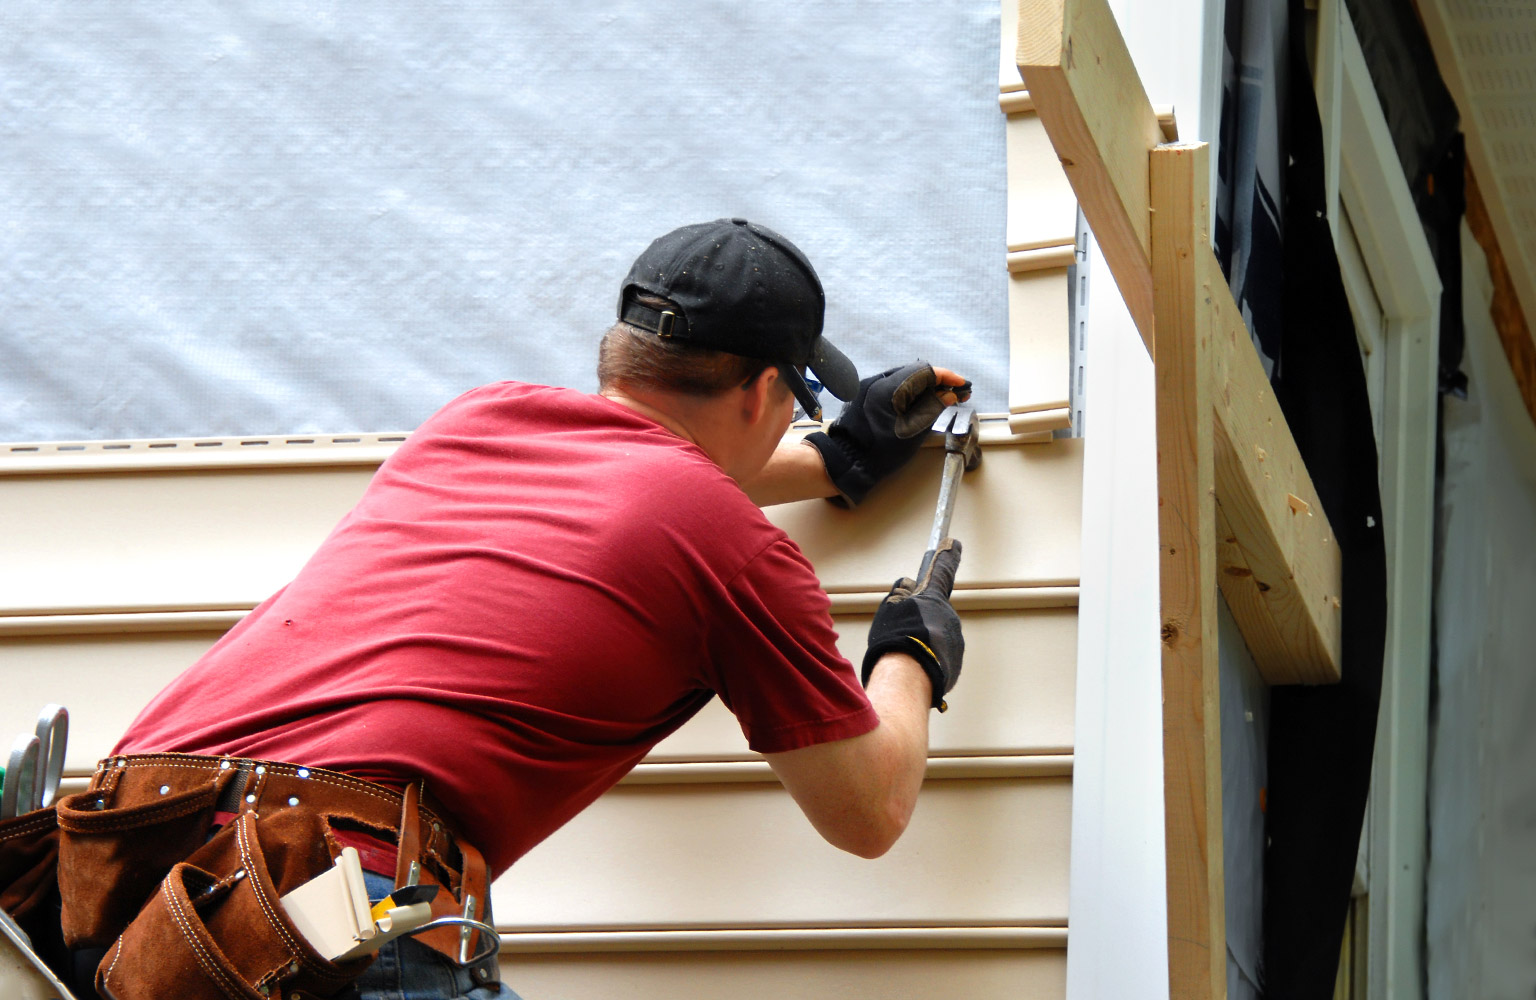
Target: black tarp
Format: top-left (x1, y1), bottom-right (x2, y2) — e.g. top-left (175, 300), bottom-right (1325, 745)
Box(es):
top-left (1258, 2), bottom-right (1388, 990)
top-left (1215, 0), bottom-right (1464, 994)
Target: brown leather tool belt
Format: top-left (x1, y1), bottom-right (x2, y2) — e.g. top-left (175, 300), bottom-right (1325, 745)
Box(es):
top-left (38, 752), bottom-right (496, 999)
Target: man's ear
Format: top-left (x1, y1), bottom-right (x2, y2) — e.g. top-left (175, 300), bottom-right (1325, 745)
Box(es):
top-left (741, 366), bottom-right (779, 425)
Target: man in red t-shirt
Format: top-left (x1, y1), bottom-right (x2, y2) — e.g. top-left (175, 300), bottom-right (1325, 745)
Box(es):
top-left (102, 219), bottom-right (969, 999)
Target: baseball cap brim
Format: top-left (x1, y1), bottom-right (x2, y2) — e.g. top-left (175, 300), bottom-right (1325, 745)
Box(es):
top-left (808, 336), bottom-right (859, 402)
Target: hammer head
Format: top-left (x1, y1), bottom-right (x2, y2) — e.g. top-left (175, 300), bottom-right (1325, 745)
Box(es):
top-left (932, 403), bottom-right (982, 471)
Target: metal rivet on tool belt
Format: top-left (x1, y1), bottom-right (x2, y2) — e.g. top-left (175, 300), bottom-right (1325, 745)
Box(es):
top-left (115, 758), bottom-right (126, 767)
top-left (288, 796), bottom-right (299, 806)
top-left (220, 760), bottom-right (231, 770)
top-left (246, 794), bottom-right (256, 804)
top-left (297, 768), bottom-right (310, 779)
top-left (475, 967), bottom-right (492, 982)
top-left (254, 765), bottom-right (265, 775)
top-left (159, 785), bottom-right (170, 795)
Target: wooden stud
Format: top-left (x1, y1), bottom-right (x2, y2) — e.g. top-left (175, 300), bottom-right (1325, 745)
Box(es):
top-left (1016, 0), bottom-right (1344, 684)
top-left (1016, 0), bottom-right (1163, 353)
top-left (1150, 142), bottom-right (1225, 1000)
top-left (1203, 242), bottom-right (1344, 684)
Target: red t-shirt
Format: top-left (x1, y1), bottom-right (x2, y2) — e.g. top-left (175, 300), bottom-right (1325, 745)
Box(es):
top-left (117, 382), bottom-right (878, 875)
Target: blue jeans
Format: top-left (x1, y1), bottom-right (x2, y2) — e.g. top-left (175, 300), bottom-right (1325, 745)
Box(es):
top-left (355, 869), bottom-right (521, 1000)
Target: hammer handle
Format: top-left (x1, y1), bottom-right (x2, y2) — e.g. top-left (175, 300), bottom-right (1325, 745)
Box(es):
top-left (918, 450), bottom-right (967, 582)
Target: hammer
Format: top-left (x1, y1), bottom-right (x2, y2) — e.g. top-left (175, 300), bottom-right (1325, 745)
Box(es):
top-left (917, 403), bottom-right (981, 582)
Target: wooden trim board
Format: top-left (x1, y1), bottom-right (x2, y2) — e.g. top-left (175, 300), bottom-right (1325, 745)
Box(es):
top-left (1016, 0), bottom-right (1162, 352)
top-left (1204, 241), bottom-right (1343, 684)
top-left (1150, 142), bottom-right (1225, 1000)
top-left (1014, 0), bottom-right (1343, 684)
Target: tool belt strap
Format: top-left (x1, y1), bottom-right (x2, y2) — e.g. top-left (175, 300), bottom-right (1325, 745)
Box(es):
top-left (80, 752), bottom-right (491, 966)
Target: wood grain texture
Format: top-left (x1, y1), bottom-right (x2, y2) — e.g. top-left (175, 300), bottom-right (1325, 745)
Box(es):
top-left (1012, 0), bottom-right (1343, 685)
top-left (1150, 142), bottom-right (1225, 1000)
top-left (1016, 0), bottom-right (1162, 352)
top-left (1204, 244), bottom-right (1344, 684)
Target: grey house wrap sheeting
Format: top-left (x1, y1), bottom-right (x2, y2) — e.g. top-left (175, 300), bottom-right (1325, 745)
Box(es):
top-left (1, 2), bottom-right (1008, 441)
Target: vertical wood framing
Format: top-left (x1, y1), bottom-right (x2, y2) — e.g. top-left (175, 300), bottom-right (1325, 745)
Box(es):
top-left (1017, 0), bottom-right (1163, 352)
top-left (1016, 0), bottom-right (1342, 684)
top-left (1150, 142), bottom-right (1225, 999)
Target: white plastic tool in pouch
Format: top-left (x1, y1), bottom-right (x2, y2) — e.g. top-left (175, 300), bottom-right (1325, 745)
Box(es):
top-left (0, 905), bottom-right (78, 999)
top-left (279, 847), bottom-right (434, 962)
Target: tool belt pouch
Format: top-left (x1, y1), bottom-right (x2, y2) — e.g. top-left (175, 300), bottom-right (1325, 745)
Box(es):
top-left (55, 779), bottom-right (222, 948)
top-left (0, 807), bottom-right (59, 922)
top-left (97, 810), bottom-right (370, 1000)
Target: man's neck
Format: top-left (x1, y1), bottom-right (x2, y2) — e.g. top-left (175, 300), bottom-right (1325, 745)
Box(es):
top-left (598, 387), bottom-right (703, 449)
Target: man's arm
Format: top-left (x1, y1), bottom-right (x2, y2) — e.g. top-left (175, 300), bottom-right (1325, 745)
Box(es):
top-left (741, 439), bottom-right (838, 507)
top-left (762, 652), bottom-right (931, 858)
top-left (764, 539), bottom-right (965, 858)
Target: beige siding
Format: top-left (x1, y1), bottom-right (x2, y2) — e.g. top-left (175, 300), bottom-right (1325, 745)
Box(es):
top-left (1, 429), bottom-right (1082, 1000)
top-left (504, 947), bottom-right (1067, 1000)
top-left (766, 439), bottom-right (1082, 592)
top-left (494, 778), bottom-right (1071, 930)
top-left (653, 606), bottom-right (1079, 760)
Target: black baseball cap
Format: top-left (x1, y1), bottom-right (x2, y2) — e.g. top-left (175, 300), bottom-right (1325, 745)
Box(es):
top-left (617, 218), bottom-right (859, 420)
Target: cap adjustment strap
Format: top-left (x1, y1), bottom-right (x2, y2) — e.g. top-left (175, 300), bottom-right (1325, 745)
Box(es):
top-left (621, 300), bottom-right (684, 339)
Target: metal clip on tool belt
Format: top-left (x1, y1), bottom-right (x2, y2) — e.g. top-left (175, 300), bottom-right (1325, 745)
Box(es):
top-left (51, 754), bottom-right (497, 998)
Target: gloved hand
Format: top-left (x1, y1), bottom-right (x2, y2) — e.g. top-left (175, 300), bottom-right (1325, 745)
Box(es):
top-left (861, 539), bottom-right (964, 711)
top-left (805, 360), bottom-right (962, 507)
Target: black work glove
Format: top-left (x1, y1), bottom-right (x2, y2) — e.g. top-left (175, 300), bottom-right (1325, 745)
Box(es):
top-left (805, 360), bottom-right (959, 507)
top-left (861, 539), bottom-right (964, 711)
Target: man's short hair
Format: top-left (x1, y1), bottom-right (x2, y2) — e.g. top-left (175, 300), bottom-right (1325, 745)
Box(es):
top-left (598, 296), bottom-right (776, 398)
